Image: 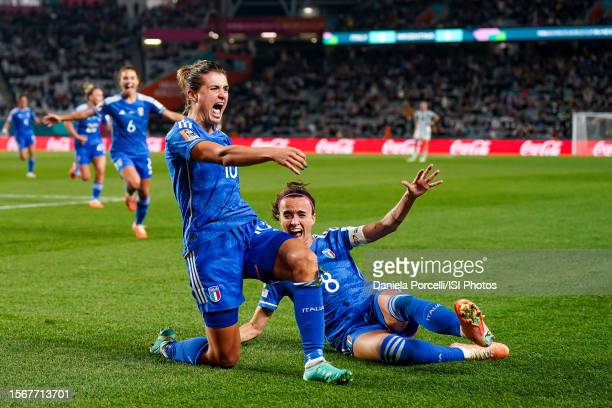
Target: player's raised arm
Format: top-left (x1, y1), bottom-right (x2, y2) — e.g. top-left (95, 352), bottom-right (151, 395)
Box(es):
top-left (362, 164), bottom-right (443, 243)
top-left (161, 109), bottom-right (184, 122)
top-left (1, 117), bottom-right (10, 135)
top-left (190, 141), bottom-right (307, 175)
top-left (240, 306), bottom-right (274, 343)
top-left (43, 107), bottom-right (96, 125)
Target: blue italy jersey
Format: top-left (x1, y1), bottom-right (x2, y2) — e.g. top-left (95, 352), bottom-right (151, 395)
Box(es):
top-left (8, 108), bottom-right (36, 136)
top-left (97, 93), bottom-right (165, 157)
top-left (73, 103), bottom-right (103, 148)
top-left (258, 227), bottom-right (373, 345)
top-left (165, 117), bottom-right (257, 255)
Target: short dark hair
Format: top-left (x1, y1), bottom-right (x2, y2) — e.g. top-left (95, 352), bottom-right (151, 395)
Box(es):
top-left (272, 182), bottom-right (316, 221)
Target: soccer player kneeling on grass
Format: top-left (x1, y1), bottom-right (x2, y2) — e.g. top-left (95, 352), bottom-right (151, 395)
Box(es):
top-left (149, 60), bottom-right (351, 384)
top-left (240, 166), bottom-right (509, 365)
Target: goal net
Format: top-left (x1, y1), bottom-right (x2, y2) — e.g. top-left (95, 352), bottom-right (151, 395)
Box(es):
top-left (572, 112), bottom-right (612, 156)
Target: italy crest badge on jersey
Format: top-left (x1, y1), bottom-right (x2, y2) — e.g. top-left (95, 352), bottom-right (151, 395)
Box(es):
top-left (322, 248), bottom-right (335, 259)
top-left (208, 286), bottom-right (221, 303)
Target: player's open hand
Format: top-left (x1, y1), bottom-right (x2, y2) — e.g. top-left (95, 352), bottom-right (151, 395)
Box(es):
top-left (402, 164), bottom-right (443, 198)
top-left (272, 147), bottom-right (307, 175)
top-left (43, 114), bottom-right (61, 126)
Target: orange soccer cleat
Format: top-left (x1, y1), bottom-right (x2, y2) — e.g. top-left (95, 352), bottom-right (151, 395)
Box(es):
top-left (69, 163), bottom-right (79, 180)
top-left (88, 199), bottom-right (104, 209)
top-left (454, 299), bottom-right (494, 347)
top-left (132, 222), bottom-right (148, 239)
top-left (450, 342), bottom-right (510, 361)
top-left (124, 192), bottom-right (137, 212)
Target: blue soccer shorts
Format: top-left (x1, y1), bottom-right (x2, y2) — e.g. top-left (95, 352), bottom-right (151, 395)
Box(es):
top-left (75, 143), bottom-right (105, 165)
top-left (111, 152), bottom-right (152, 179)
top-left (16, 133), bottom-right (35, 150)
top-left (185, 219), bottom-right (293, 319)
top-left (338, 291), bottom-right (420, 355)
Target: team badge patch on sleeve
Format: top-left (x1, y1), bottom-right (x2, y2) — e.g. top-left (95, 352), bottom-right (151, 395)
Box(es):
top-left (208, 286), bottom-right (222, 302)
top-left (180, 129), bottom-right (199, 142)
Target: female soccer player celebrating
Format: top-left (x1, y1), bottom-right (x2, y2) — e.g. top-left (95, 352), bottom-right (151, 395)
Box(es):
top-left (65, 83), bottom-right (107, 208)
top-left (240, 169), bottom-right (509, 365)
top-left (44, 65), bottom-right (184, 238)
top-left (2, 95), bottom-right (41, 178)
top-left (150, 59), bottom-right (352, 384)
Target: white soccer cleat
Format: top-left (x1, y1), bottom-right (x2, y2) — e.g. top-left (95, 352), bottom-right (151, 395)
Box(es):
top-left (450, 342), bottom-right (510, 361)
top-left (26, 172), bottom-right (36, 178)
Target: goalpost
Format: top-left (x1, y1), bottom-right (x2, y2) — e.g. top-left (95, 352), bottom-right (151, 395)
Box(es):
top-left (572, 112), bottom-right (612, 156)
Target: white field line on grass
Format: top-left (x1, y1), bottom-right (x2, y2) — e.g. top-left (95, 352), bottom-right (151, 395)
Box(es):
top-left (0, 194), bottom-right (123, 210)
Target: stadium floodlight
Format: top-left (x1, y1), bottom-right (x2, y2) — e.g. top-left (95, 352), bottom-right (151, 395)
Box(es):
top-left (572, 112), bottom-right (612, 156)
top-left (143, 38), bottom-right (162, 46)
top-left (260, 32), bottom-right (278, 39)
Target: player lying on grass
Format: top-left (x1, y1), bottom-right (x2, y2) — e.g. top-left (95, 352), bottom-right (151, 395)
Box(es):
top-left (240, 166), bottom-right (509, 365)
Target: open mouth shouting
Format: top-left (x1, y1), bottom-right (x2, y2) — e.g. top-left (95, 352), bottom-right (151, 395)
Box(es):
top-left (211, 102), bottom-right (225, 121)
top-left (287, 226), bottom-right (304, 239)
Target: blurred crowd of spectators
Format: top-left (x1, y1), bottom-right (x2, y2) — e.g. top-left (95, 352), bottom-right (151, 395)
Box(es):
top-left (0, 3), bottom-right (134, 113)
top-left (1, 1), bottom-right (610, 140)
top-left (223, 42), bottom-right (611, 139)
top-left (336, 0), bottom-right (611, 30)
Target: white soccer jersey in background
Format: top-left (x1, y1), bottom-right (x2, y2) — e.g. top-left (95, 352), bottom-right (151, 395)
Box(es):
top-left (413, 110), bottom-right (436, 140)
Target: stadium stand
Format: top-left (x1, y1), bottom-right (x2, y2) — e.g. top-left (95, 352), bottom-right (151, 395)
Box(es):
top-left (0, 3), bottom-right (136, 112)
top-left (336, 0), bottom-right (611, 30)
top-left (0, 0), bottom-right (610, 139)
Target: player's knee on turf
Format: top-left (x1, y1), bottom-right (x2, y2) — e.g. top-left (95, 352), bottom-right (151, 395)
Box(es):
top-left (216, 349), bottom-right (240, 368)
top-left (287, 248), bottom-right (318, 282)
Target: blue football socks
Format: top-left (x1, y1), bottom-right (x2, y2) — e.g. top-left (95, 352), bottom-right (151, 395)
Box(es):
top-left (292, 280), bottom-right (325, 364)
top-left (135, 196), bottom-right (150, 225)
top-left (388, 294), bottom-right (461, 337)
top-left (380, 334), bottom-right (464, 365)
top-left (163, 337), bottom-right (208, 365)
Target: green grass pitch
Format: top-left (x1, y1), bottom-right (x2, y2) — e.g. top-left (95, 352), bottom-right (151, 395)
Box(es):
top-left (0, 152), bottom-right (610, 407)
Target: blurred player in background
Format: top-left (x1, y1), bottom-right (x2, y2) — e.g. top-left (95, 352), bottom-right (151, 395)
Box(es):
top-left (65, 83), bottom-right (107, 208)
top-left (240, 167), bottom-right (509, 365)
top-left (2, 95), bottom-right (41, 178)
top-left (44, 65), bottom-right (184, 238)
top-left (409, 101), bottom-right (439, 162)
top-left (150, 60), bottom-right (352, 384)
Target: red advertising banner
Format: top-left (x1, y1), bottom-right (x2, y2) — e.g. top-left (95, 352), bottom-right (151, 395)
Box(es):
top-left (4, 137), bottom-right (606, 156)
top-left (143, 28), bottom-right (207, 42)
top-left (222, 17), bottom-right (326, 34)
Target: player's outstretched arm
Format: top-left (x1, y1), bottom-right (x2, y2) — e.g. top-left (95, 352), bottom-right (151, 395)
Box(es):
top-left (43, 108), bottom-right (95, 125)
top-left (1, 122), bottom-right (9, 135)
top-left (240, 306), bottom-right (274, 343)
top-left (362, 164), bottom-right (443, 243)
top-left (191, 142), bottom-right (307, 175)
top-left (161, 110), bottom-right (184, 122)
top-left (64, 121), bottom-right (86, 143)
